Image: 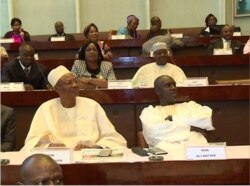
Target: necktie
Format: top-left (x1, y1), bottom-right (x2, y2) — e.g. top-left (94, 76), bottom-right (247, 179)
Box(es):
top-left (24, 68), bottom-right (29, 77)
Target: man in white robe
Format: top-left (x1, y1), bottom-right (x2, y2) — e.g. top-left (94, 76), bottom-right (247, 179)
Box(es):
top-left (132, 42), bottom-right (186, 88)
top-left (22, 65), bottom-right (127, 151)
top-left (140, 75), bottom-right (215, 151)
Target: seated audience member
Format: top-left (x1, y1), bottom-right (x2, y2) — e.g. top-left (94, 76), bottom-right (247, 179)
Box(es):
top-left (143, 16), bottom-right (183, 56)
top-left (132, 42), bottom-right (186, 88)
top-left (243, 38), bottom-right (250, 54)
top-left (1, 105), bottom-right (16, 152)
top-left (21, 65), bottom-right (127, 151)
top-left (117, 15), bottom-right (140, 39)
top-left (4, 18), bottom-right (30, 43)
top-left (17, 154), bottom-right (63, 185)
top-left (207, 25), bottom-right (243, 55)
top-left (48, 21), bottom-right (75, 41)
top-left (76, 23), bottom-right (112, 61)
top-left (140, 75), bottom-right (215, 149)
top-left (72, 41), bottom-right (116, 89)
top-left (1, 43), bottom-right (49, 90)
top-left (146, 16), bottom-right (168, 40)
top-left (0, 46), bottom-right (9, 62)
top-left (200, 14), bottom-right (217, 37)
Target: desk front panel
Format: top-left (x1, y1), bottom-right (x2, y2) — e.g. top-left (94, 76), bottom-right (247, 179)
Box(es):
top-left (1, 159), bottom-right (249, 185)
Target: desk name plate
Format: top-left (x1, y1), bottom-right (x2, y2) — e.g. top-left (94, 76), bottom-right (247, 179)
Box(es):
top-left (108, 79), bottom-right (132, 89)
top-left (1, 82), bottom-right (25, 92)
top-left (51, 36), bottom-right (65, 42)
top-left (186, 143), bottom-right (226, 160)
top-left (32, 147), bottom-right (72, 164)
top-left (182, 77), bottom-right (208, 87)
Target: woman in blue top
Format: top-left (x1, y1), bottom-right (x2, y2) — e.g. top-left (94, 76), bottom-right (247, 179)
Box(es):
top-left (117, 15), bottom-right (140, 39)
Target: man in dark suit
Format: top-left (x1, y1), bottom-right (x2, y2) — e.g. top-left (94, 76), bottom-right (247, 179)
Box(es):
top-left (1, 105), bottom-right (16, 152)
top-left (1, 43), bottom-right (48, 90)
top-left (207, 24), bottom-right (243, 55)
top-left (48, 21), bottom-right (75, 41)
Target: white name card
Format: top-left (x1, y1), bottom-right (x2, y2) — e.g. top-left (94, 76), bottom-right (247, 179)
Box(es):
top-left (186, 144), bottom-right (226, 160)
top-left (108, 79), bottom-right (132, 89)
top-left (233, 32), bottom-right (241, 36)
top-left (213, 49), bottom-right (233, 55)
top-left (0, 82), bottom-right (25, 92)
top-left (171, 33), bottom-right (183, 38)
top-left (51, 36), bottom-right (65, 42)
top-left (32, 147), bottom-right (72, 164)
top-left (111, 35), bottom-right (126, 40)
top-left (0, 38), bottom-right (14, 43)
top-left (182, 77), bottom-right (208, 87)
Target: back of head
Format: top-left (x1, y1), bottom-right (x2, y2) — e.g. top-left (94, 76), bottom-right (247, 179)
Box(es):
top-left (18, 154), bottom-right (63, 185)
top-left (150, 16), bottom-right (161, 26)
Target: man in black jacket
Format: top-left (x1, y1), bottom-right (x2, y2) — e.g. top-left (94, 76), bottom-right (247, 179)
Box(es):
top-left (1, 43), bottom-right (48, 90)
top-left (1, 105), bottom-right (16, 152)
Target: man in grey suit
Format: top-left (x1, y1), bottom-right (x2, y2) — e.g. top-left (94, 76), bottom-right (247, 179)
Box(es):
top-left (207, 24), bottom-right (243, 55)
top-left (1, 105), bottom-right (16, 152)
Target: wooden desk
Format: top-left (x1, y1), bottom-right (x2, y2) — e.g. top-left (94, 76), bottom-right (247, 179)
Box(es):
top-left (1, 158), bottom-right (249, 184)
top-left (3, 36), bottom-right (249, 59)
top-left (1, 55), bottom-right (248, 82)
top-left (1, 85), bottom-right (249, 150)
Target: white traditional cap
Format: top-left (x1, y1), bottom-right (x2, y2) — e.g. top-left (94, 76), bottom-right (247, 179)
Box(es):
top-left (152, 42), bottom-right (168, 53)
top-left (48, 65), bottom-right (71, 87)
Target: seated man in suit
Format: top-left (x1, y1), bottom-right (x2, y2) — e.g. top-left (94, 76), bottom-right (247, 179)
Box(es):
top-left (140, 75), bottom-right (215, 150)
top-left (17, 154), bottom-right (63, 185)
top-left (132, 42), bottom-right (186, 88)
top-left (1, 43), bottom-right (49, 90)
top-left (207, 24), bottom-right (243, 55)
top-left (143, 16), bottom-right (183, 56)
top-left (1, 105), bottom-right (16, 152)
top-left (21, 65), bottom-right (127, 151)
top-left (146, 16), bottom-right (168, 40)
top-left (48, 21), bottom-right (75, 41)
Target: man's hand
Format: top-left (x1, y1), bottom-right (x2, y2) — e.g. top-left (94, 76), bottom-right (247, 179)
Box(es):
top-left (24, 84), bottom-right (34, 91)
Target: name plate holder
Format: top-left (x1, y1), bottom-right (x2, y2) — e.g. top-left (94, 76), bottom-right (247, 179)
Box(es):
top-left (233, 32), bottom-right (241, 36)
top-left (182, 77), bottom-right (208, 87)
top-left (186, 143), bottom-right (226, 160)
top-left (108, 79), bottom-right (132, 89)
top-left (0, 82), bottom-right (25, 92)
top-left (111, 35), bottom-right (126, 40)
top-left (32, 147), bottom-right (72, 164)
top-left (51, 36), bottom-right (65, 42)
top-left (0, 38), bottom-right (15, 43)
top-left (213, 49), bottom-right (233, 55)
top-left (171, 33), bottom-right (183, 38)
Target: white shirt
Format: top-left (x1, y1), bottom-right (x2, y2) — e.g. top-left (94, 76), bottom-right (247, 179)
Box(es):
top-left (243, 38), bottom-right (250, 54)
top-left (21, 97), bottom-right (127, 151)
top-left (131, 63), bottom-right (187, 88)
top-left (140, 101), bottom-right (215, 148)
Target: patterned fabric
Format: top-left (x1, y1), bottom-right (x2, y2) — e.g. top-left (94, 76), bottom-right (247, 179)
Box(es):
top-left (71, 60), bottom-right (116, 80)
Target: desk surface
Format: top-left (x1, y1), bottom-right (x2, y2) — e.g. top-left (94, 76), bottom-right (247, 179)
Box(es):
top-left (1, 146), bottom-right (249, 185)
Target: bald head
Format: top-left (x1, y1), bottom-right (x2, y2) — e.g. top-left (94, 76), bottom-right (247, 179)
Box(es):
top-left (154, 75), bottom-right (177, 106)
top-left (18, 154), bottom-right (63, 185)
top-left (54, 21), bottom-right (64, 35)
top-left (151, 16), bottom-right (161, 27)
top-left (19, 44), bottom-right (35, 67)
top-left (221, 24), bottom-right (233, 41)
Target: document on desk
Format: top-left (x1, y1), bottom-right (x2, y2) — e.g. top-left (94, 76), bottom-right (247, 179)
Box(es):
top-left (76, 148), bottom-right (126, 163)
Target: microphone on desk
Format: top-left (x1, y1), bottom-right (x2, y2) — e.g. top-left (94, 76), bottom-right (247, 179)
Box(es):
top-left (35, 61), bottom-right (50, 88)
